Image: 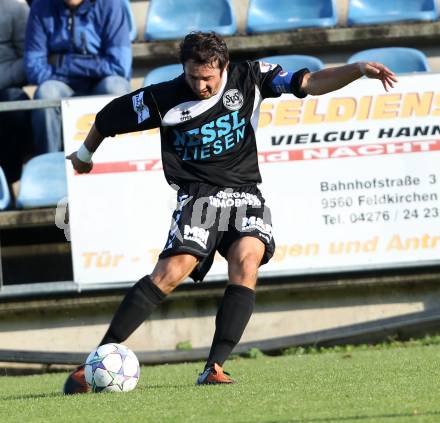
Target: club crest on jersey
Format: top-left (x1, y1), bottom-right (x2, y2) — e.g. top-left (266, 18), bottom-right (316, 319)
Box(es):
top-left (223, 89), bottom-right (244, 111)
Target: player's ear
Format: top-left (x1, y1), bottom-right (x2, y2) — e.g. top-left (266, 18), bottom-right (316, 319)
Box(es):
top-left (221, 61), bottom-right (230, 75)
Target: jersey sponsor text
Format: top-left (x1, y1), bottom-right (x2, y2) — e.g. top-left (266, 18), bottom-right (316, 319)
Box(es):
top-left (172, 111), bottom-right (246, 160)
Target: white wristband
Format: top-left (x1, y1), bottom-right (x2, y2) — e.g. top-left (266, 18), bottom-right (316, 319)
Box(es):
top-left (76, 144), bottom-right (93, 163)
top-left (358, 62), bottom-right (367, 76)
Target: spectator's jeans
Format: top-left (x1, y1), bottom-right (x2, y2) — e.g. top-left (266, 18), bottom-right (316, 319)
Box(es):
top-left (0, 87), bottom-right (33, 183)
top-left (32, 76), bottom-right (131, 154)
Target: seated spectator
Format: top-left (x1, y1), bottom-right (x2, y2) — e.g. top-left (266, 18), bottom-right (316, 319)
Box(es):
top-left (0, 0), bottom-right (34, 193)
top-left (24, 0), bottom-right (132, 154)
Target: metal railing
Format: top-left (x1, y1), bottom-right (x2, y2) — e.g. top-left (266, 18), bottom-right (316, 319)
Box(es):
top-left (0, 98), bottom-right (60, 112)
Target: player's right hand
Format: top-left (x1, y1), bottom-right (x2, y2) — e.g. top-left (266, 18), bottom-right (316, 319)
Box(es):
top-left (359, 61), bottom-right (398, 92)
top-left (66, 152), bottom-right (94, 174)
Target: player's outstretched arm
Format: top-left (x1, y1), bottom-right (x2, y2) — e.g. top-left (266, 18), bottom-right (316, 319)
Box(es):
top-left (66, 87), bottom-right (161, 173)
top-left (66, 123), bottom-right (104, 174)
top-left (301, 62), bottom-right (397, 96)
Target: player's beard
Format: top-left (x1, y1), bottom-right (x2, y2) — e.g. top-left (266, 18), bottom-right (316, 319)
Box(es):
top-left (198, 90), bottom-right (212, 99)
top-left (197, 83), bottom-right (221, 99)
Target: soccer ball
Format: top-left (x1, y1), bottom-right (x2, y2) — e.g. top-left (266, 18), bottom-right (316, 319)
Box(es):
top-left (84, 343), bottom-right (140, 393)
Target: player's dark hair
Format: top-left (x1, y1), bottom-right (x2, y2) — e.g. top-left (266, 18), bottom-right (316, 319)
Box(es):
top-left (179, 31), bottom-right (229, 71)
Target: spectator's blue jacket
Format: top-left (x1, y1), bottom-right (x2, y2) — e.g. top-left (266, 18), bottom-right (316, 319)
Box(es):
top-left (24, 0), bottom-right (132, 91)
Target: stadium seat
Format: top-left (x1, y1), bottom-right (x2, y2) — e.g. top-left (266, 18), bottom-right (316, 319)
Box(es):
top-left (0, 166), bottom-right (11, 211)
top-left (347, 47), bottom-right (430, 74)
top-left (347, 0), bottom-right (439, 26)
top-left (144, 0), bottom-right (237, 41)
top-left (143, 64), bottom-right (183, 86)
top-left (259, 55), bottom-right (324, 72)
top-left (16, 152), bottom-right (67, 209)
top-left (122, 0), bottom-right (137, 41)
top-left (246, 0), bottom-right (337, 34)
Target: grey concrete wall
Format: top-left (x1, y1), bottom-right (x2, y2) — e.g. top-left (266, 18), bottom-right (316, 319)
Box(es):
top-left (128, 0), bottom-right (440, 90)
top-left (1, 274), bottom-right (440, 355)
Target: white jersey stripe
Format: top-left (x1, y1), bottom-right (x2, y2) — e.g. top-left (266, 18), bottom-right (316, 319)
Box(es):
top-left (250, 84), bottom-right (262, 135)
top-left (162, 71), bottom-right (228, 126)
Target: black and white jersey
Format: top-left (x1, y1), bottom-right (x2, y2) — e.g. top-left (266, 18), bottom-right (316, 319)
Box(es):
top-left (95, 61), bottom-right (308, 188)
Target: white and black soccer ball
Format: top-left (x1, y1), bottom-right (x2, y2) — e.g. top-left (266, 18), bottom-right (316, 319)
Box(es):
top-left (84, 343), bottom-right (140, 393)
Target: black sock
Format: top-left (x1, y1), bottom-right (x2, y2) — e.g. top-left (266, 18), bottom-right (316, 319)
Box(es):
top-left (206, 284), bottom-right (256, 368)
top-left (100, 275), bottom-right (166, 346)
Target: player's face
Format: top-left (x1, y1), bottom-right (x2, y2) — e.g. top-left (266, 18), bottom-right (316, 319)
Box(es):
top-left (184, 59), bottom-right (227, 100)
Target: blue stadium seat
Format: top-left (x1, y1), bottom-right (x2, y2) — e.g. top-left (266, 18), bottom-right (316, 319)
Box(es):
top-left (16, 152), bottom-right (67, 209)
top-left (143, 64), bottom-right (183, 86)
top-left (0, 166), bottom-right (11, 211)
top-left (122, 0), bottom-right (137, 41)
top-left (347, 47), bottom-right (430, 74)
top-left (347, 0), bottom-right (438, 26)
top-left (144, 0), bottom-right (237, 41)
top-left (259, 55), bottom-right (324, 72)
top-left (246, 0), bottom-right (337, 34)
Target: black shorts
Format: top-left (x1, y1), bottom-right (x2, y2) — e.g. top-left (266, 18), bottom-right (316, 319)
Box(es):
top-left (159, 182), bottom-right (276, 282)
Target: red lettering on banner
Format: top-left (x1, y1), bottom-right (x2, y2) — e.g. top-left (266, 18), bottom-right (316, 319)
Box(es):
top-left (258, 140), bottom-right (440, 163)
top-left (75, 159), bottom-right (162, 175)
top-left (76, 140), bottom-right (440, 175)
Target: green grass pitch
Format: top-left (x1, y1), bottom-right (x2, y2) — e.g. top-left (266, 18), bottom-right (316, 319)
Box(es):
top-left (1, 344), bottom-right (440, 423)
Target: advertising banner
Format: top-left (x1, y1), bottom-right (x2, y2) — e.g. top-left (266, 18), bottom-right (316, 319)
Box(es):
top-left (62, 74), bottom-right (440, 284)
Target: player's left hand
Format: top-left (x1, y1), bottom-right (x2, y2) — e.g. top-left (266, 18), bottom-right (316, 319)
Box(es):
top-left (359, 62), bottom-right (398, 92)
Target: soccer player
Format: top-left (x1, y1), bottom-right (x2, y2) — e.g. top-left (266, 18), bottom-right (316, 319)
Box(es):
top-left (63, 32), bottom-right (397, 393)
